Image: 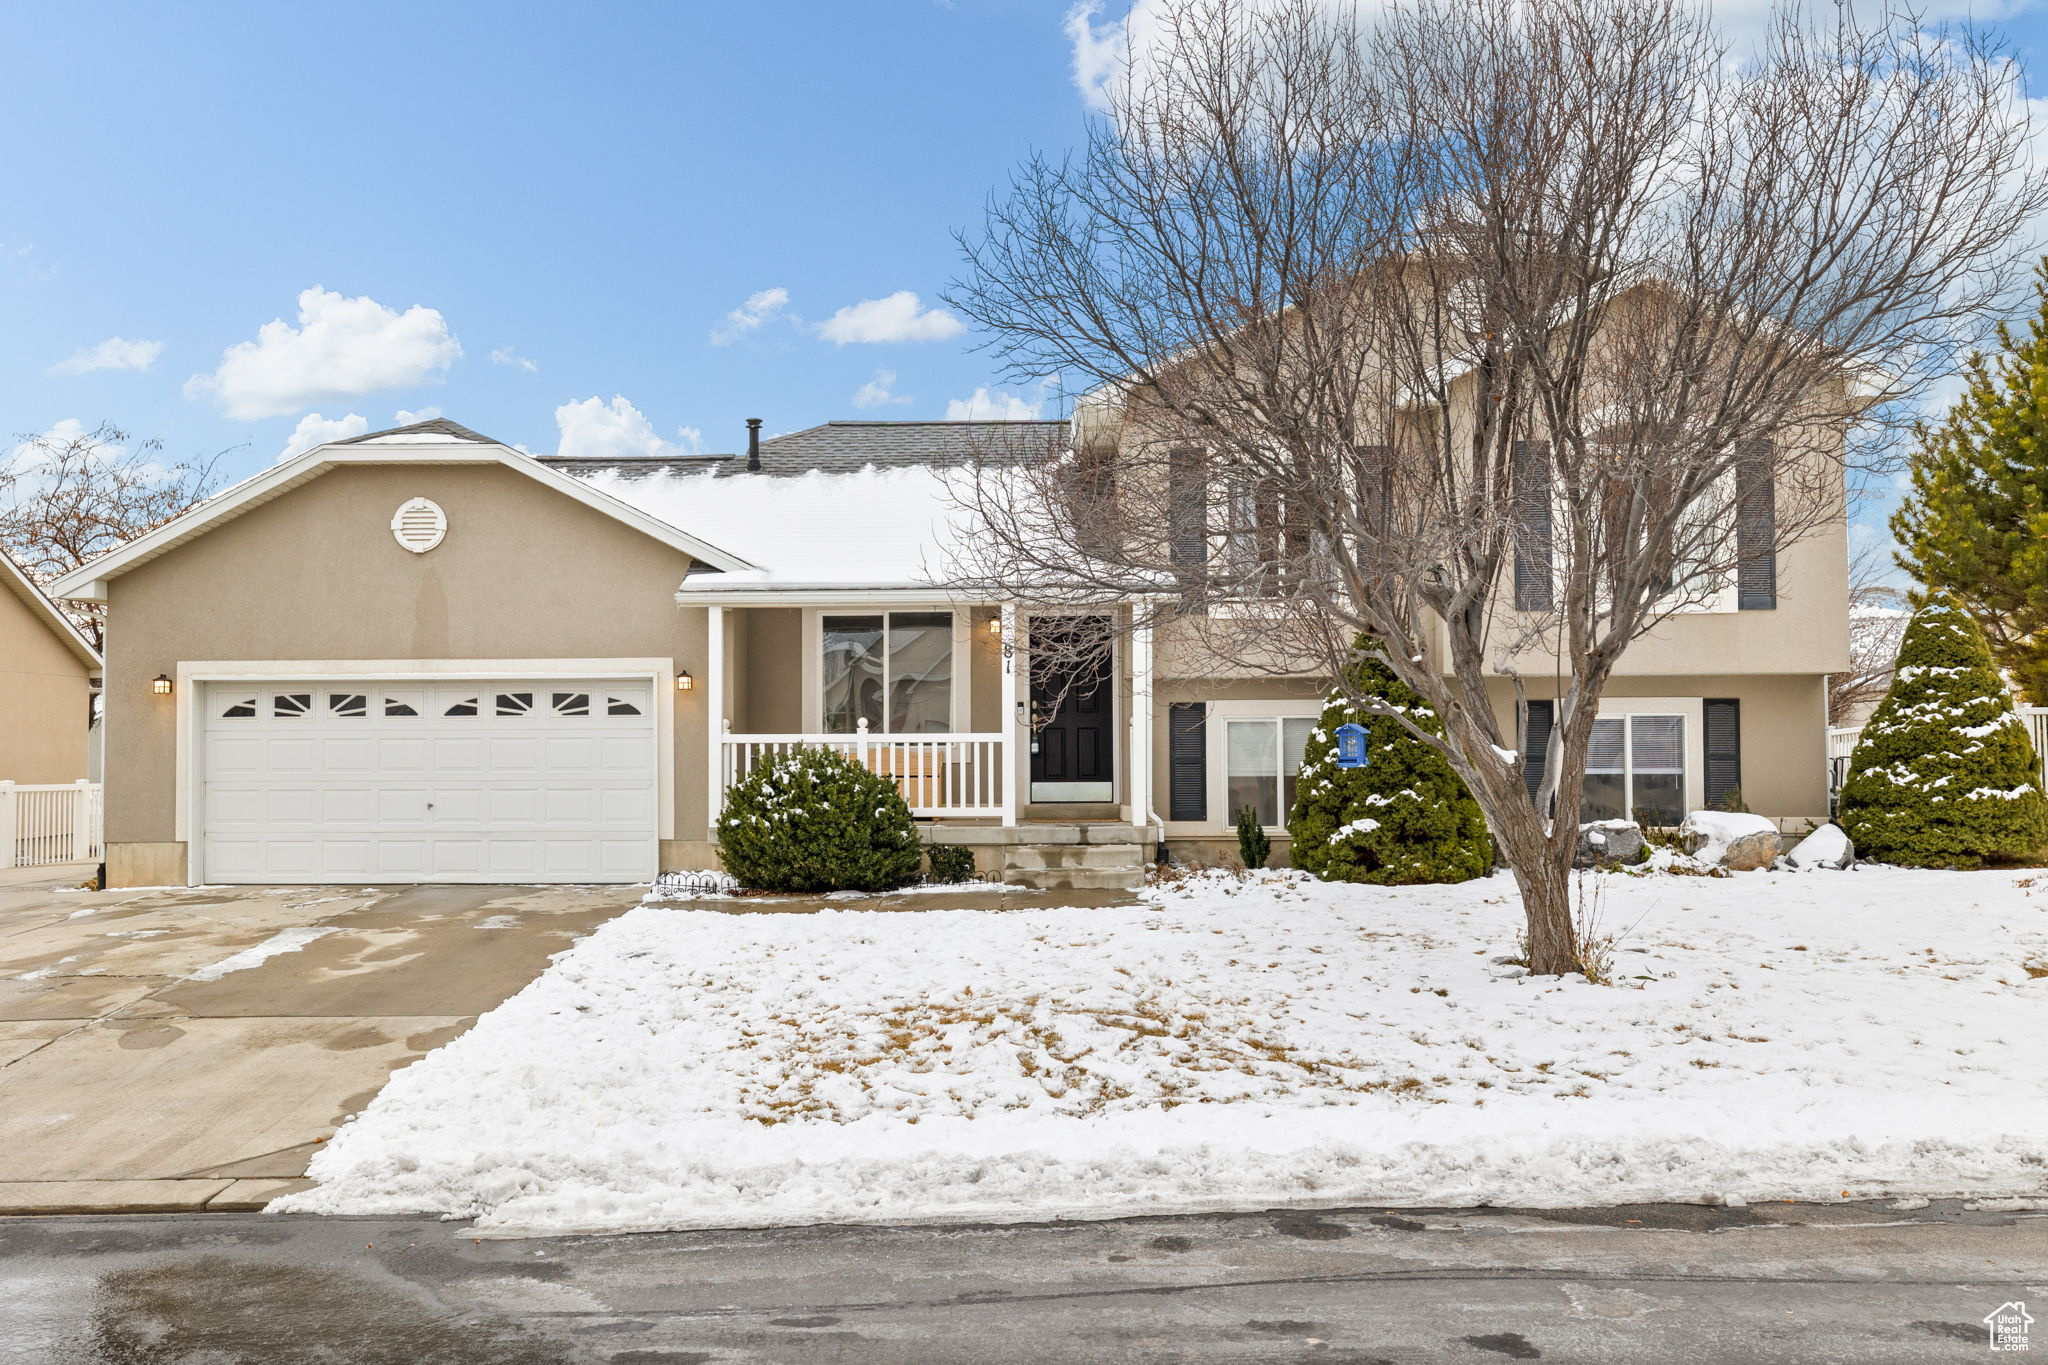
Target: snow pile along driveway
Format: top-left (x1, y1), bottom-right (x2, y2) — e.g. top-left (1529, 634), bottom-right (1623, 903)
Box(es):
top-left (278, 868), bottom-right (2048, 1235)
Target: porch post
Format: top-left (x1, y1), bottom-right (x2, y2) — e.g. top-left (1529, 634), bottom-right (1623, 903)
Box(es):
top-left (706, 604), bottom-right (726, 826)
top-left (1129, 612), bottom-right (1153, 832)
top-left (999, 604), bottom-right (1019, 827)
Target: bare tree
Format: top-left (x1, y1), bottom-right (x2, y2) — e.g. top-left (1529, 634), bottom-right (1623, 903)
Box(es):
top-left (945, 0), bottom-right (2043, 973)
top-left (1830, 540), bottom-right (1910, 726)
top-left (0, 422), bottom-right (224, 647)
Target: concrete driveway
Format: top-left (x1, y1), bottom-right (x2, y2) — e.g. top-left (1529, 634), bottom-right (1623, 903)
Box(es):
top-left (0, 870), bottom-right (642, 1216)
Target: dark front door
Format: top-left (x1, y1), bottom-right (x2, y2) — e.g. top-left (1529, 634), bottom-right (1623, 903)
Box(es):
top-left (1029, 618), bottom-right (1114, 802)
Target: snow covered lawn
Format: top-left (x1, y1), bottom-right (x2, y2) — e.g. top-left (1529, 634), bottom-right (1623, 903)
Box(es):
top-left (278, 867), bottom-right (2048, 1235)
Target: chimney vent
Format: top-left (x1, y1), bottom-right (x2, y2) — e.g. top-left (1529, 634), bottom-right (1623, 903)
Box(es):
top-left (746, 418), bottom-right (763, 472)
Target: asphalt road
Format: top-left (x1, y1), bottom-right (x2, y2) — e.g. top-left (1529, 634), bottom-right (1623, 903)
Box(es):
top-left (1, 1200), bottom-right (2040, 1363)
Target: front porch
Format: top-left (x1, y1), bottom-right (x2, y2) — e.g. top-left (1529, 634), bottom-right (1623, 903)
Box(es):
top-left (696, 601), bottom-right (1158, 888)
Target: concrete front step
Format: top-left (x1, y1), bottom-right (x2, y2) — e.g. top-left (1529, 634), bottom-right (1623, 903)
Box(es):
top-left (1003, 867), bottom-right (1146, 891)
top-left (929, 823), bottom-right (1147, 847)
top-left (1002, 844), bottom-right (1148, 872)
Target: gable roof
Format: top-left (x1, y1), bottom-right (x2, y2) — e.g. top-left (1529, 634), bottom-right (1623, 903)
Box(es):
top-left (333, 417), bottom-right (505, 446)
top-left (48, 426), bottom-right (756, 603)
top-left (1, 548), bottom-right (101, 671)
top-left (539, 419), bottom-right (1069, 481)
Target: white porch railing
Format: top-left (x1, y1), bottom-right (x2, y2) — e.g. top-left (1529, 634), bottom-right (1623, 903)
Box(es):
top-left (721, 725), bottom-right (1008, 818)
top-left (2, 780), bottom-right (102, 869)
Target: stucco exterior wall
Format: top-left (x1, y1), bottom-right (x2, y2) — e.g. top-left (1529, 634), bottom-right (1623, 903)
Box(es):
top-left (100, 463), bottom-right (711, 883)
top-left (0, 582), bottom-right (93, 783)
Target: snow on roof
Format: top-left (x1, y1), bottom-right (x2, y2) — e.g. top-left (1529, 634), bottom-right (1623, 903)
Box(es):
top-left (585, 466), bottom-right (971, 592)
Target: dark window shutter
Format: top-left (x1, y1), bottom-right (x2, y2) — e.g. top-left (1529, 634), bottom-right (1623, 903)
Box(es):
top-left (1168, 702), bottom-right (1208, 822)
top-left (1704, 698), bottom-right (1741, 808)
top-left (1168, 450), bottom-right (1208, 572)
top-left (1735, 439), bottom-right (1776, 609)
top-left (1522, 699), bottom-right (1554, 804)
top-left (1513, 440), bottom-right (1553, 610)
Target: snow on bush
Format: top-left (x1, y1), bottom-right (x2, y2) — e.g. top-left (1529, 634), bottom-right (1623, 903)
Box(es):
top-left (1288, 642), bottom-right (1491, 884)
top-left (1837, 596), bottom-right (2048, 868)
top-left (714, 747), bottom-right (921, 893)
top-left (277, 867), bottom-right (2048, 1235)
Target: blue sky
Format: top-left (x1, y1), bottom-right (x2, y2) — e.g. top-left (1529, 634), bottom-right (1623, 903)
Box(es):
top-left (4, 0), bottom-right (2047, 523)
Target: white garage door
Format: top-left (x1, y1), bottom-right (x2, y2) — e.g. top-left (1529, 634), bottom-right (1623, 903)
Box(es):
top-left (200, 679), bottom-right (659, 884)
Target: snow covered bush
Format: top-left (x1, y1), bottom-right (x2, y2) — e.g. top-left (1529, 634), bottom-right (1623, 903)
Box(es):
top-left (1288, 643), bottom-right (1493, 884)
top-left (714, 749), bottom-right (922, 892)
top-left (1837, 596), bottom-right (2048, 868)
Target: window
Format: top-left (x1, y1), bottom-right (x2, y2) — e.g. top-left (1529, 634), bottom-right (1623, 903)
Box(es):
top-left (220, 697), bottom-right (257, 719)
top-left (495, 692), bottom-right (533, 716)
top-left (272, 692), bottom-right (311, 718)
top-left (1225, 717), bottom-right (1318, 827)
top-left (1583, 713), bottom-right (1685, 826)
top-left (552, 692), bottom-right (590, 716)
top-left (444, 696), bottom-right (479, 717)
top-left (822, 612), bottom-right (953, 734)
top-left (327, 693), bottom-right (367, 718)
top-left (383, 696), bottom-right (420, 717)
top-left (605, 695), bottom-right (642, 717)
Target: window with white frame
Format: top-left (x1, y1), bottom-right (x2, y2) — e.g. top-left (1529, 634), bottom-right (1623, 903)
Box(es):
top-left (1225, 716), bottom-right (1318, 827)
top-left (1583, 713), bottom-right (1685, 826)
top-left (821, 612), bottom-right (954, 734)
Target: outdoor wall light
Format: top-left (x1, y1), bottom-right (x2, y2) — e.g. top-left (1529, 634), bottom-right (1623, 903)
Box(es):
top-left (677, 671), bottom-right (694, 692)
top-left (987, 616), bottom-right (1003, 637)
top-left (151, 674), bottom-right (173, 696)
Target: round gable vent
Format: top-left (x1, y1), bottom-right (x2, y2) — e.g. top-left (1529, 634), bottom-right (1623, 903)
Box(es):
top-left (390, 497), bottom-right (447, 554)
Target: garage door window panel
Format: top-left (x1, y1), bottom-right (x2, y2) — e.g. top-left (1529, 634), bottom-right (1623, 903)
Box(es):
top-left (274, 693), bottom-right (311, 718)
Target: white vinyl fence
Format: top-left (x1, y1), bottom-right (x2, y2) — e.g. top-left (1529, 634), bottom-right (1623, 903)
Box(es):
top-left (1830, 707), bottom-right (2048, 812)
top-left (2, 780), bottom-right (103, 869)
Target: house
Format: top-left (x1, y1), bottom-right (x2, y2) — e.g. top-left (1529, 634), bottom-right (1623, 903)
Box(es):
top-left (1, 547), bottom-right (101, 783)
top-left (51, 412), bottom-right (1846, 890)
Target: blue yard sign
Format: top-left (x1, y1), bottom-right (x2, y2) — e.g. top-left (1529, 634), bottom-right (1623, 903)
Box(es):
top-left (1334, 722), bottom-right (1369, 769)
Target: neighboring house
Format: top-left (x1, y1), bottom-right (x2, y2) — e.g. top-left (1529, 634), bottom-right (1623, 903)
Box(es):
top-left (52, 413), bottom-right (1846, 890)
top-left (1, 547), bottom-right (101, 783)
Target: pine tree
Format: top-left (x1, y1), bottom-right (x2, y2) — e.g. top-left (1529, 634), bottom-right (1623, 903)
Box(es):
top-left (1893, 260), bottom-right (2048, 704)
top-left (1288, 642), bottom-right (1493, 884)
top-left (1837, 596), bottom-right (2048, 868)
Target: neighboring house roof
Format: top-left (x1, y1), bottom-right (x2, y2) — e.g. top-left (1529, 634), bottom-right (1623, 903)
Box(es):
top-left (540, 419), bottom-right (1069, 481)
top-left (48, 424), bottom-right (758, 603)
top-left (0, 548), bottom-right (101, 671)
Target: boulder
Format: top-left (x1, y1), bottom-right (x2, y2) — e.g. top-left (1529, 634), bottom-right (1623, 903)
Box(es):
top-left (1680, 810), bottom-right (1781, 871)
top-left (1575, 819), bottom-right (1646, 867)
top-left (1786, 822), bottom-right (1855, 870)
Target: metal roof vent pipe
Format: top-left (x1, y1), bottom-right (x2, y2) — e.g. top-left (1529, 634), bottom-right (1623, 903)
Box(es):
top-left (746, 418), bottom-right (762, 472)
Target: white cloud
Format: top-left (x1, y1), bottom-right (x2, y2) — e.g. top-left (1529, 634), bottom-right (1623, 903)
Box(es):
top-left (710, 287), bottom-right (792, 346)
top-left (817, 291), bottom-right (965, 345)
top-left (185, 286), bottom-right (461, 421)
top-left (490, 345), bottom-right (538, 373)
top-left (852, 369), bottom-right (913, 409)
top-left (945, 386), bottom-right (1047, 420)
top-left (278, 412), bottom-right (369, 462)
top-left (394, 406), bottom-right (443, 425)
top-left (49, 336), bottom-right (164, 376)
top-left (554, 395), bottom-right (701, 460)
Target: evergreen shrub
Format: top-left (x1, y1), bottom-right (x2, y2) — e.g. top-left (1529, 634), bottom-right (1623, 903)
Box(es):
top-left (1837, 597), bottom-right (2048, 868)
top-left (1288, 641), bottom-right (1494, 884)
top-left (714, 748), bottom-right (923, 892)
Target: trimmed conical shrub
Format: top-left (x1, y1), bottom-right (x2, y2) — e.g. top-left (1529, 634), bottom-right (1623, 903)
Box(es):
top-left (1288, 642), bottom-right (1493, 884)
top-left (1837, 596), bottom-right (2048, 868)
top-left (714, 748), bottom-right (923, 892)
